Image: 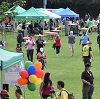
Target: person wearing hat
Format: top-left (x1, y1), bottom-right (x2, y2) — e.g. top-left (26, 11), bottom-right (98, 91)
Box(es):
top-left (15, 86), bottom-right (24, 99)
top-left (0, 90), bottom-right (10, 99)
top-left (81, 63), bottom-right (94, 99)
top-left (82, 41), bottom-right (94, 65)
top-left (37, 47), bottom-right (46, 70)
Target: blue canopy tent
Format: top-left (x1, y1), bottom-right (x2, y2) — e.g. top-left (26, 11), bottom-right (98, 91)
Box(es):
top-left (58, 8), bottom-right (79, 18)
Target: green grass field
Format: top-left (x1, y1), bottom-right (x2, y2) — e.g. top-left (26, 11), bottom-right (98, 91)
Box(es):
top-left (0, 30), bottom-right (100, 99)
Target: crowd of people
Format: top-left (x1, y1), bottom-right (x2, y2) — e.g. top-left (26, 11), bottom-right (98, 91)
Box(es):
top-left (1, 13), bottom-right (100, 99)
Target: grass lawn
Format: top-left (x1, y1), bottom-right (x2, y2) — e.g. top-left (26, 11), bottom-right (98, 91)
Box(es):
top-left (0, 30), bottom-right (100, 99)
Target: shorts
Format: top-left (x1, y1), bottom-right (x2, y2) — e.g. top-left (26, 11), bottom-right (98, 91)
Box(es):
top-left (69, 44), bottom-right (74, 49)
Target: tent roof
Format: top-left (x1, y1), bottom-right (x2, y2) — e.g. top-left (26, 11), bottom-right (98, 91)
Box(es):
top-left (40, 10), bottom-right (61, 19)
top-left (50, 8), bottom-right (64, 14)
top-left (0, 48), bottom-right (24, 70)
top-left (15, 7), bottom-right (49, 20)
top-left (58, 7), bottom-right (79, 18)
top-left (4, 5), bottom-right (26, 14)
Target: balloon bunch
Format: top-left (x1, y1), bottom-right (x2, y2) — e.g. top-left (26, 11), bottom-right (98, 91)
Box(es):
top-left (17, 61), bottom-right (45, 91)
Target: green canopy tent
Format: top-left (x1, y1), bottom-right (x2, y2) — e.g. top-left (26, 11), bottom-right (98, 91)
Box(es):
top-left (0, 48), bottom-right (24, 91)
top-left (4, 5), bottom-right (26, 15)
top-left (15, 7), bottom-right (49, 20)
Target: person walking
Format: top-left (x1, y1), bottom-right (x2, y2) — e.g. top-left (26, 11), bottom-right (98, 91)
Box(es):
top-left (56, 80), bottom-right (68, 99)
top-left (37, 47), bottom-right (46, 70)
top-left (68, 31), bottom-right (75, 57)
top-left (81, 63), bottom-right (94, 99)
top-left (39, 72), bottom-right (54, 99)
top-left (36, 35), bottom-right (46, 54)
top-left (87, 18), bottom-right (93, 34)
top-left (82, 41), bottom-right (94, 65)
top-left (25, 36), bottom-right (35, 62)
top-left (97, 33), bottom-right (100, 50)
top-left (79, 31), bottom-right (89, 47)
top-left (54, 35), bottom-right (61, 57)
top-left (17, 31), bottom-right (23, 47)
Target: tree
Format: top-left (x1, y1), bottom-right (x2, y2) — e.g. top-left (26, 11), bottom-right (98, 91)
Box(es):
top-left (0, 1), bottom-right (11, 22)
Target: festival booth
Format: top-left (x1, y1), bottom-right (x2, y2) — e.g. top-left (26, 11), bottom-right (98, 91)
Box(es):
top-left (15, 7), bottom-right (49, 21)
top-left (40, 10), bottom-right (61, 19)
top-left (4, 5), bottom-right (26, 15)
top-left (50, 8), bottom-right (64, 14)
top-left (15, 7), bottom-right (49, 35)
top-left (58, 7), bottom-right (79, 18)
top-left (0, 48), bottom-right (24, 92)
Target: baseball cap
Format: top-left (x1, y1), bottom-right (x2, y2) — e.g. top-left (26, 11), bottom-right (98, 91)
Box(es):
top-left (85, 63), bottom-right (91, 67)
top-left (87, 41), bottom-right (92, 44)
top-left (1, 90), bottom-right (8, 95)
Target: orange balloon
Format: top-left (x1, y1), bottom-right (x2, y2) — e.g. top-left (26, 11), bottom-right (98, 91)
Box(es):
top-left (17, 77), bottom-right (28, 85)
top-left (34, 62), bottom-right (42, 70)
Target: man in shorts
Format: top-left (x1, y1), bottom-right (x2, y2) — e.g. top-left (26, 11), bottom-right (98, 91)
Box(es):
top-left (68, 31), bottom-right (75, 56)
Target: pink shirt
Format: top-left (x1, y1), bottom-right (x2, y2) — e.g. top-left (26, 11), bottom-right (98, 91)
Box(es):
top-left (26, 39), bottom-right (35, 50)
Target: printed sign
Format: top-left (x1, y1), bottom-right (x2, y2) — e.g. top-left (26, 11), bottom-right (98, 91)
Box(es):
top-left (5, 60), bottom-right (24, 86)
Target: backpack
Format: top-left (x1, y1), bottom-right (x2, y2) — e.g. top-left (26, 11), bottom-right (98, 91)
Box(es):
top-left (60, 90), bottom-right (75, 99)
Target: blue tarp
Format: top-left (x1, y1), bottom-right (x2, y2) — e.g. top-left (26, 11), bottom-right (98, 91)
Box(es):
top-left (58, 8), bottom-right (79, 18)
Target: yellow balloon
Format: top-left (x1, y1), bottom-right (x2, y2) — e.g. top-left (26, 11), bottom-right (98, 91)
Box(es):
top-left (35, 78), bottom-right (41, 85)
top-left (29, 75), bottom-right (37, 83)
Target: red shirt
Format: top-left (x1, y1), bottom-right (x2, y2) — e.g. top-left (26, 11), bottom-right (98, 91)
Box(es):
top-left (55, 38), bottom-right (61, 46)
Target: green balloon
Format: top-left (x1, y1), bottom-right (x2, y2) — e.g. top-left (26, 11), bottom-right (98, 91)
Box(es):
top-left (25, 61), bottom-right (33, 70)
top-left (28, 83), bottom-right (36, 91)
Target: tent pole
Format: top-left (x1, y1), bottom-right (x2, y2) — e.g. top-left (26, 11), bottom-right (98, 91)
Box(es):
top-left (0, 60), bottom-right (3, 91)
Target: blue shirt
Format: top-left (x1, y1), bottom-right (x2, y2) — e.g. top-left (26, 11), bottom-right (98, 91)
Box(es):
top-left (80, 35), bottom-right (89, 44)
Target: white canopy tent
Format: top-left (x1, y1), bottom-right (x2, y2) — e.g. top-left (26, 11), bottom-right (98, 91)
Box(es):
top-left (40, 10), bottom-right (61, 19)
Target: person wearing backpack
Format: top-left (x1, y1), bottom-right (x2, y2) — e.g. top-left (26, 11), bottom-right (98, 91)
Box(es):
top-left (56, 80), bottom-right (68, 99)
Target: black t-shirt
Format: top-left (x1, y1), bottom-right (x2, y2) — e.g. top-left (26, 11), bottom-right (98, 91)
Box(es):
top-left (81, 70), bottom-right (94, 85)
top-left (36, 39), bottom-right (44, 49)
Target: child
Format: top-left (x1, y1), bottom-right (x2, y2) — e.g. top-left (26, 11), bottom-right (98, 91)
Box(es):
top-left (16, 43), bottom-right (22, 52)
top-left (47, 90), bottom-right (56, 99)
top-left (37, 47), bottom-right (46, 70)
top-left (15, 86), bottom-right (24, 99)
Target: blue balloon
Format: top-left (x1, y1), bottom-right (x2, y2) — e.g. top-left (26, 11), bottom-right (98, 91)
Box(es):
top-left (27, 65), bottom-right (36, 75)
